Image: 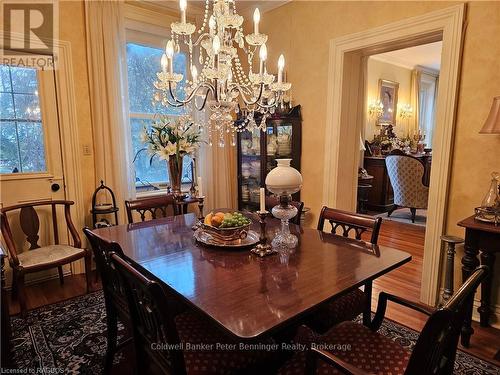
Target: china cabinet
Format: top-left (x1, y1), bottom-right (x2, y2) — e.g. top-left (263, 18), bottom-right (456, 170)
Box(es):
top-left (237, 105), bottom-right (302, 211)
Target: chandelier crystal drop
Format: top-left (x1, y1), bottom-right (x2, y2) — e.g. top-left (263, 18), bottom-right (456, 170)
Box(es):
top-left (153, 0), bottom-right (292, 147)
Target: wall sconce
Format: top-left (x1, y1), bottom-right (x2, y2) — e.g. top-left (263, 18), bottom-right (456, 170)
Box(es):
top-left (479, 96), bottom-right (500, 134)
top-left (399, 103), bottom-right (413, 120)
top-left (368, 100), bottom-right (384, 119)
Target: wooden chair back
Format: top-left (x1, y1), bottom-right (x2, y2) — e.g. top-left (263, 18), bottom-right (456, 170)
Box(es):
top-left (317, 206), bottom-right (382, 244)
top-left (83, 228), bottom-right (129, 316)
top-left (265, 196), bottom-right (304, 225)
top-left (0, 200), bottom-right (81, 267)
top-left (405, 266), bottom-right (488, 375)
top-left (110, 252), bottom-right (187, 375)
top-left (125, 194), bottom-right (178, 224)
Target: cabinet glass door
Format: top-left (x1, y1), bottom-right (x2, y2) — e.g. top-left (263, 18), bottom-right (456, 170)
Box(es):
top-left (266, 123), bottom-right (293, 174)
top-left (240, 128), bottom-right (261, 210)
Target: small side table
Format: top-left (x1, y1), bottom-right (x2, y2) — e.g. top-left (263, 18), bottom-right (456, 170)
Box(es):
top-left (457, 215), bottom-right (500, 347)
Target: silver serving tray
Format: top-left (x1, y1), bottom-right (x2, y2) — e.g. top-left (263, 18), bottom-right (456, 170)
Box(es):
top-left (194, 228), bottom-right (260, 248)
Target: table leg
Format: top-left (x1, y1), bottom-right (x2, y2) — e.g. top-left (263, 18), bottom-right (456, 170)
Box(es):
top-left (479, 252), bottom-right (495, 327)
top-left (460, 230), bottom-right (480, 347)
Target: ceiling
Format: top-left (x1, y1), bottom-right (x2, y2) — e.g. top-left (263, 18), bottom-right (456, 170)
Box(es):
top-left (142, 1), bottom-right (289, 17)
top-left (370, 41), bottom-right (443, 71)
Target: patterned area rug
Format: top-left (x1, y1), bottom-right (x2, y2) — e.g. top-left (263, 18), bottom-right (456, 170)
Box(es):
top-left (9, 291), bottom-right (499, 374)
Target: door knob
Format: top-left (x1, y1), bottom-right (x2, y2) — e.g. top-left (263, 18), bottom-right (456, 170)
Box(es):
top-left (51, 183), bottom-right (60, 192)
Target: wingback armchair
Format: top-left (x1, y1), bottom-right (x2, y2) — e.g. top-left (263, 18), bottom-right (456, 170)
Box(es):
top-left (385, 154), bottom-right (429, 223)
top-left (0, 200), bottom-right (91, 314)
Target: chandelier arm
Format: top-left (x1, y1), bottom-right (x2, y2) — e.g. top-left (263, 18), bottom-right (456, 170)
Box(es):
top-left (228, 83), bottom-right (264, 106)
top-left (255, 92), bottom-right (284, 110)
top-left (194, 90), bottom-right (211, 111)
top-left (192, 32), bottom-right (211, 47)
top-left (167, 80), bottom-right (216, 105)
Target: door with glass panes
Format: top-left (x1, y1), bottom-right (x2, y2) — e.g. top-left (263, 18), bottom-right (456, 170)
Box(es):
top-left (0, 59), bottom-right (65, 205)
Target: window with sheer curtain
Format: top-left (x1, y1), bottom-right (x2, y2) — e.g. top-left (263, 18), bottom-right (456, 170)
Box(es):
top-left (125, 42), bottom-right (194, 193)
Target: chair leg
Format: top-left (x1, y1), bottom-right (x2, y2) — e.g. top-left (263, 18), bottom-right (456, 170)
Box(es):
top-left (16, 272), bottom-right (27, 316)
top-left (387, 205), bottom-right (397, 217)
top-left (410, 208), bottom-right (417, 223)
top-left (84, 254), bottom-right (92, 293)
top-left (104, 307), bottom-right (118, 374)
top-left (11, 271), bottom-right (18, 300)
top-left (363, 281), bottom-right (373, 327)
top-left (58, 266), bottom-right (64, 285)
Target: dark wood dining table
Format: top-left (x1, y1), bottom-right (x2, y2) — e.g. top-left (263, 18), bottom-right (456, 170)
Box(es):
top-left (93, 213), bottom-right (411, 340)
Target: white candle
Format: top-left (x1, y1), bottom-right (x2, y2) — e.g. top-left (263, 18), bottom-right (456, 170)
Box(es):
top-left (161, 53), bottom-right (168, 73)
top-left (191, 65), bottom-right (198, 83)
top-left (180, 0), bottom-right (187, 23)
top-left (253, 8), bottom-right (260, 35)
top-left (259, 187), bottom-right (266, 212)
top-left (197, 177), bottom-right (203, 197)
top-left (277, 54), bottom-right (285, 84)
top-left (259, 43), bottom-right (267, 75)
top-left (212, 35), bottom-right (220, 69)
top-left (166, 40), bottom-right (174, 75)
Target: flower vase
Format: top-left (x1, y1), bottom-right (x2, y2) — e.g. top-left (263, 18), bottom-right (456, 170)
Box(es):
top-left (168, 154), bottom-right (183, 196)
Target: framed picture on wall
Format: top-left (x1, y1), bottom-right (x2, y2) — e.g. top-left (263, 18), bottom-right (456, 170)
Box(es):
top-left (377, 79), bottom-right (399, 126)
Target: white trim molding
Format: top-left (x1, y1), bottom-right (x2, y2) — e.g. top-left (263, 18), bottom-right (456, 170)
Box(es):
top-left (322, 5), bottom-right (465, 306)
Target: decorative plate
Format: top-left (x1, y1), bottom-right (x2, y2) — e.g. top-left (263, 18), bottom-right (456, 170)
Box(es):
top-left (194, 228), bottom-right (260, 249)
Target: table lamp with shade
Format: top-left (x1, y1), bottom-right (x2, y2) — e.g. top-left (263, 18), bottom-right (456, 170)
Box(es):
top-left (475, 96), bottom-right (500, 225)
top-left (265, 159), bottom-right (303, 249)
top-left (479, 96), bottom-right (500, 134)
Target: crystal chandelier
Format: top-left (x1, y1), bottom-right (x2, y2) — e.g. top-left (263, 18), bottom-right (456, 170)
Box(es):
top-left (153, 0), bottom-right (292, 147)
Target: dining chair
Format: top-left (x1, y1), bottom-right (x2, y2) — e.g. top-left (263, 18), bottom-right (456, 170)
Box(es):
top-left (265, 195), bottom-right (304, 225)
top-left (0, 200), bottom-right (91, 315)
top-left (308, 207), bottom-right (383, 332)
top-left (385, 153), bottom-right (429, 223)
top-left (279, 266), bottom-right (488, 375)
top-left (110, 251), bottom-right (278, 375)
top-left (125, 194), bottom-right (178, 224)
top-left (82, 228), bottom-right (132, 374)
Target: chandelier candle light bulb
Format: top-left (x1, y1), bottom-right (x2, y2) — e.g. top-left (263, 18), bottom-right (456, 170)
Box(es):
top-left (213, 35), bottom-right (221, 69)
top-left (278, 54), bottom-right (285, 84)
top-left (253, 8), bottom-right (260, 34)
top-left (161, 54), bottom-right (168, 73)
top-left (166, 41), bottom-right (174, 74)
top-left (259, 43), bottom-right (267, 75)
top-left (179, 0), bottom-right (187, 24)
top-left (191, 65), bottom-right (198, 83)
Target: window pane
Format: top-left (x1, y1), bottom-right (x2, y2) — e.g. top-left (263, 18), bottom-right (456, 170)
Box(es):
top-left (131, 118), bottom-right (168, 186)
top-left (0, 65), bottom-right (46, 174)
top-left (13, 93), bottom-right (41, 120)
top-left (0, 66), bottom-right (11, 92)
top-left (0, 92), bottom-right (14, 119)
top-left (126, 43), bottom-right (186, 116)
top-left (17, 121), bottom-right (46, 172)
top-left (0, 121), bottom-right (20, 173)
top-left (10, 66), bottom-right (38, 94)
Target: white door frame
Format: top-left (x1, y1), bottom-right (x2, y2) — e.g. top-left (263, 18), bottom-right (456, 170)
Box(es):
top-left (321, 5), bottom-right (465, 306)
top-left (1, 32), bottom-right (85, 273)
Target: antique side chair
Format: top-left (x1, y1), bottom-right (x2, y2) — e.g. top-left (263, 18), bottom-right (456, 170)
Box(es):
top-left (307, 207), bottom-right (383, 332)
top-left (0, 200), bottom-right (91, 314)
top-left (125, 194), bottom-right (178, 224)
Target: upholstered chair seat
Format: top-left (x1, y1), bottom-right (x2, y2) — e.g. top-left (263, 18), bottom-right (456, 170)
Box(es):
top-left (278, 323), bottom-right (410, 375)
top-left (17, 245), bottom-right (86, 268)
top-left (175, 310), bottom-right (276, 375)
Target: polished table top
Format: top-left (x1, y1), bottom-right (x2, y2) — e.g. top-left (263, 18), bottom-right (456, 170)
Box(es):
top-left (94, 213), bottom-right (411, 339)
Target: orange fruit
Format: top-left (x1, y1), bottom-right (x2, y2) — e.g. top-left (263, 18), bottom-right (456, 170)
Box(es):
top-left (211, 215), bottom-right (223, 227)
top-left (215, 212), bottom-right (225, 219)
top-left (204, 212), bottom-right (213, 225)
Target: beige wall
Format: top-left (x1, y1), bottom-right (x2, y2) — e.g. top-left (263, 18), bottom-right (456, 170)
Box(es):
top-left (365, 58), bottom-right (413, 140)
top-left (259, 1), bottom-right (500, 311)
top-left (59, 1), bottom-right (95, 222)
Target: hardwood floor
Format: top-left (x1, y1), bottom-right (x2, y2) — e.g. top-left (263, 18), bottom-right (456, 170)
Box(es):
top-left (7, 220), bottom-right (500, 367)
top-left (363, 219), bottom-right (500, 365)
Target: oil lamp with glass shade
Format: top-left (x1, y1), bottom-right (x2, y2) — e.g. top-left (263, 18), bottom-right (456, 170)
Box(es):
top-left (265, 159), bottom-right (303, 249)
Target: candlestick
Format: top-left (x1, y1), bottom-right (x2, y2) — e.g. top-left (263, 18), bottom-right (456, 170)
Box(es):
top-left (197, 176), bottom-right (203, 197)
top-left (259, 187), bottom-right (266, 212)
top-left (250, 211), bottom-right (276, 257)
top-left (259, 44), bottom-right (267, 75)
top-left (166, 40), bottom-right (174, 75)
top-left (197, 196), bottom-right (205, 222)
